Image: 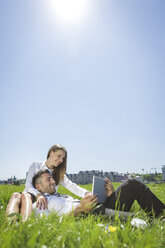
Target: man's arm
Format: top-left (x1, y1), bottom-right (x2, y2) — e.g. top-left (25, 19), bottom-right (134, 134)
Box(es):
top-left (69, 195), bottom-right (98, 217)
top-left (105, 178), bottom-right (114, 198)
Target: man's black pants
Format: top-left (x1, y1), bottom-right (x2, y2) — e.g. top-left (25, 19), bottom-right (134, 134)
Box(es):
top-left (93, 179), bottom-right (165, 217)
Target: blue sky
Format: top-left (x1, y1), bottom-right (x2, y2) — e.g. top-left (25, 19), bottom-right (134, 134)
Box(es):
top-left (0, 0), bottom-right (165, 180)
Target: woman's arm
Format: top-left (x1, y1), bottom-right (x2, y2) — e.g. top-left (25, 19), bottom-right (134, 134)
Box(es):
top-left (24, 162), bottom-right (48, 209)
top-left (24, 162), bottom-right (41, 197)
top-left (60, 175), bottom-right (90, 198)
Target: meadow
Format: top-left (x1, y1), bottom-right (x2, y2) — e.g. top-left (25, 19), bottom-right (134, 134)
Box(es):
top-left (0, 182), bottom-right (164, 248)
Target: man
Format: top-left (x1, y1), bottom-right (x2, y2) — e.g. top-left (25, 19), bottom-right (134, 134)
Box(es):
top-left (32, 169), bottom-right (99, 217)
top-left (6, 170), bottom-right (164, 220)
top-left (31, 170), bottom-right (165, 218)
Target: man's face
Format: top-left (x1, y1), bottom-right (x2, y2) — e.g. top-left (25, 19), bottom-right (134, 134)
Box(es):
top-left (36, 173), bottom-right (56, 194)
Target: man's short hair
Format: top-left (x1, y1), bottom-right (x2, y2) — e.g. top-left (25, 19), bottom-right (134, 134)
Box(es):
top-left (32, 170), bottom-right (50, 188)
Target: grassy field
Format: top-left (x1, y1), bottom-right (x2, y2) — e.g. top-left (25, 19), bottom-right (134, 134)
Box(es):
top-left (0, 183), bottom-right (165, 248)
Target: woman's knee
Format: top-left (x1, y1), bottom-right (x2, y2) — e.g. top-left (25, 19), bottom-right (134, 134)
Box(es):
top-left (6, 193), bottom-right (21, 214)
top-left (10, 192), bottom-right (21, 200)
top-left (20, 193), bottom-right (33, 221)
top-left (21, 192), bottom-right (33, 202)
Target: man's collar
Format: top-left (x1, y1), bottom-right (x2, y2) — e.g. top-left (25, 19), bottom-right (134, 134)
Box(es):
top-left (43, 192), bottom-right (59, 197)
top-left (43, 193), bottom-right (51, 196)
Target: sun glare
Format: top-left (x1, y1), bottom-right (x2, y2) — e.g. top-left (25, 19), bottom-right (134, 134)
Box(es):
top-left (50, 0), bottom-right (89, 25)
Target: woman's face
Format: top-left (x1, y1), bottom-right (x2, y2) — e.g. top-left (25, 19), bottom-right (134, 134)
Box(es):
top-left (50, 150), bottom-right (66, 167)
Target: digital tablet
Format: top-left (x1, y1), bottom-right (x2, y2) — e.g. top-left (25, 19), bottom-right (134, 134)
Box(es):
top-left (92, 176), bottom-right (107, 203)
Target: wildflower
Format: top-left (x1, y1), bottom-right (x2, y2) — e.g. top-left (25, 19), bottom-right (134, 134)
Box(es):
top-left (107, 226), bottom-right (117, 232)
top-left (105, 225), bottom-right (117, 233)
top-left (57, 235), bottom-right (62, 241)
top-left (77, 236), bottom-right (81, 241)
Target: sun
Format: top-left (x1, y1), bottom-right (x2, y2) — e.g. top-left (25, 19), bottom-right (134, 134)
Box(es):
top-left (50, 0), bottom-right (89, 25)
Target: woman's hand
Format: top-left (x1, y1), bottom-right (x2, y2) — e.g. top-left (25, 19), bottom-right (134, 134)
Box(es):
top-left (105, 178), bottom-right (114, 198)
top-left (36, 194), bottom-right (47, 210)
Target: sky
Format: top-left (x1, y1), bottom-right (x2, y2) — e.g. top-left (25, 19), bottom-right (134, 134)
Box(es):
top-left (0, 0), bottom-right (165, 180)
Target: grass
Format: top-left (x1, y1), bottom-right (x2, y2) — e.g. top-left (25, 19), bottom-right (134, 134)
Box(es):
top-left (0, 183), bottom-right (165, 248)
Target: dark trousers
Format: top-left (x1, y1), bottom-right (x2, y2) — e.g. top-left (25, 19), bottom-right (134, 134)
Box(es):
top-left (93, 179), bottom-right (165, 217)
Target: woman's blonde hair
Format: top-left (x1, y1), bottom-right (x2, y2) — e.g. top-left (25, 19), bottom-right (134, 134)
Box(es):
top-left (47, 144), bottom-right (67, 185)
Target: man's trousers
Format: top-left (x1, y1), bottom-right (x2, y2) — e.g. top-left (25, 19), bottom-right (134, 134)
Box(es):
top-left (93, 179), bottom-right (165, 217)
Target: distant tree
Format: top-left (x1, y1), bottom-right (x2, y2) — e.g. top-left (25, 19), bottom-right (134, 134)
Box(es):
top-left (142, 174), bottom-right (155, 181)
top-left (155, 174), bottom-right (162, 181)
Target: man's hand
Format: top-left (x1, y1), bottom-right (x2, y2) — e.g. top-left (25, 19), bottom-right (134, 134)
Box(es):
top-left (72, 195), bottom-right (98, 216)
top-left (80, 195), bottom-right (97, 212)
top-left (105, 178), bottom-right (114, 198)
top-left (36, 194), bottom-right (48, 210)
top-left (85, 191), bottom-right (93, 197)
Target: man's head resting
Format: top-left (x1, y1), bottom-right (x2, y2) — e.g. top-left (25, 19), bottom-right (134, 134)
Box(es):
top-left (32, 170), bottom-right (56, 194)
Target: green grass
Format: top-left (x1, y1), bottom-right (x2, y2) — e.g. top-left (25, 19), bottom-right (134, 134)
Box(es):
top-left (0, 183), bottom-right (165, 248)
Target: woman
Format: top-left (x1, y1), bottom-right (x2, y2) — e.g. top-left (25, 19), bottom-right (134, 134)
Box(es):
top-left (6, 144), bottom-right (90, 221)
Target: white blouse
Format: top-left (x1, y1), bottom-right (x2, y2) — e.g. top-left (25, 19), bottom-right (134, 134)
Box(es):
top-left (24, 161), bottom-right (88, 198)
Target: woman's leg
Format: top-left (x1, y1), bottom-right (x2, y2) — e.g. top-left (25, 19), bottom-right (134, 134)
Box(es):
top-left (6, 192), bottom-right (21, 221)
top-left (104, 179), bottom-right (165, 217)
top-left (20, 193), bottom-right (33, 222)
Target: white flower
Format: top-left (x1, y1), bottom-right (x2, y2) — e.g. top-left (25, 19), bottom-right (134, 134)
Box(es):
top-left (57, 235), bottom-right (62, 241)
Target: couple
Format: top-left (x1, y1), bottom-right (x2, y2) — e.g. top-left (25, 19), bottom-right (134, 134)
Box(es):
top-left (6, 144), bottom-right (165, 221)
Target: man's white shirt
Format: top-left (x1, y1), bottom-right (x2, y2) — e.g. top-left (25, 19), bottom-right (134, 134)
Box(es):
top-left (33, 193), bottom-right (81, 216)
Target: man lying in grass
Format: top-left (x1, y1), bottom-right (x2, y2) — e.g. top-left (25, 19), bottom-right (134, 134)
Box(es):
top-left (6, 170), bottom-right (165, 221)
